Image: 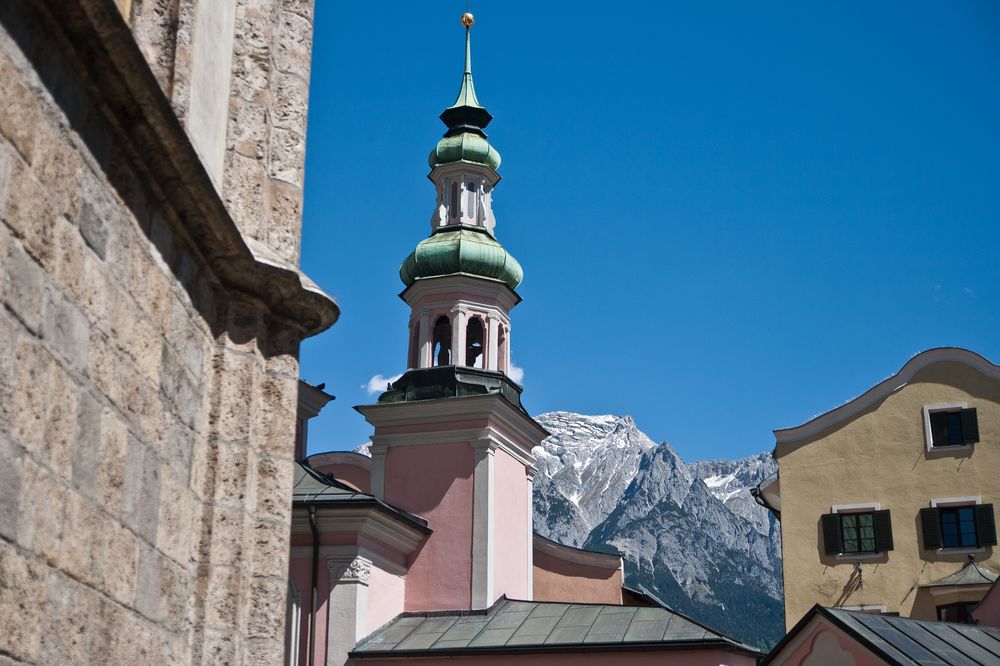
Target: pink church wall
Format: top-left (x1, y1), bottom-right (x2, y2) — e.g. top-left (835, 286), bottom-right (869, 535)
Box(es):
top-left (532, 550), bottom-right (623, 605)
top-left (383, 443), bottom-right (475, 611)
top-left (493, 450), bottom-right (529, 600)
top-left (368, 566), bottom-right (406, 633)
top-left (288, 553), bottom-right (333, 666)
top-left (972, 582), bottom-right (1000, 628)
top-left (348, 649), bottom-right (755, 666)
top-left (770, 622), bottom-right (883, 666)
top-left (312, 461), bottom-right (372, 493)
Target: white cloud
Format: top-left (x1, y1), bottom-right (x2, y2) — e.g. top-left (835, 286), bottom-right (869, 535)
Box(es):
top-left (508, 361), bottom-right (524, 385)
top-left (363, 373), bottom-right (402, 395)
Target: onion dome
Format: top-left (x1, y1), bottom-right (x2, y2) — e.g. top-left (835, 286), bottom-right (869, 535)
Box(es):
top-left (400, 228), bottom-right (523, 289)
top-left (429, 12), bottom-right (500, 171)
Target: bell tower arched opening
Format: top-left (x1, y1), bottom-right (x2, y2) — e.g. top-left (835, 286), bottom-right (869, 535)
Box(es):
top-left (466, 317), bottom-right (484, 368)
top-left (433, 316), bottom-right (452, 366)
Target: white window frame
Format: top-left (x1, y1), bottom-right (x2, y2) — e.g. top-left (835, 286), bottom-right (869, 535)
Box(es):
top-left (832, 502), bottom-right (884, 560)
top-left (930, 496), bottom-right (986, 554)
top-left (922, 402), bottom-right (970, 452)
top-left (840, 604), bottom-right (887, 614)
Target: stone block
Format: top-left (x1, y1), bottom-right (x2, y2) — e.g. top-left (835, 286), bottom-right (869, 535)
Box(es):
top-left (3, 239), bottom-right (47, 335)
top-left (11, 337), bottom-right (52, 454)
top-left (130, 313), bottom-right (163, 385)
top-left (40, 571), bottom-right (105, 665)
top-left (274, 10), bottom-right (312, 80)
top-left (78, 200), bottom-right (109, 260)
top-left (0, 145), bottom-right (10, 217)
top-left (200, 505), bottom-right (248, 567)
top-left (249, 518), bottom-right (287, 577)
top-left (199, 627), bottom-right (241, 665)
top-left (223, 152), bottom-right (267, 241)
top-left (43, 362), bottom-right (79, 481)
top-left (0, 305), bottom-right (19, 428)
top-left (0, 51), bottom-right (40, 162)
top-left (267, 182), bottom-right (302, 263)
top-left (247, 576), bottom-right (286, 640)
top-left (80, 251), bottom-right (111, 323)
top-left (161, 417), bottom-right (194, 487)
top-left (216, 440), bottom-right (257, 510)
top-left (99, 519), bottom-right (138, 605)
top-left (58, 489), bottom-right (101, 585)
top-left (96, 407), bottom-right (128, 515)
top-left (31, 118), bottom-right (82, 218)
top-left (267, 126), bottom-right (305, 186)
top-left (229, 97), bottom-right (267, 159)
top-left (214, 350), bottom-right (258, 441)
top-left (0, 540), bottom-right (47, 662)
top-left (43, 287), bottom-right (90, 373)
top-left (55, 214), bottom-right (87, 303)
top-left (245, 638), bottom-right (284, 665)
top-left (72, 390), bottom-right (102, 499)
top-left (121, 436), bottom-right (161, 543)
top-left (255, 374), bottom-right (296, 458)
top-left (203, 565), bottom-right (244, 630)
top-left (156, 467), bottom-right (195, 566)
top-left (16, 457), bottom-right (65, 566)
top-left (236, 0), bottom-right (277, 52)
top-left (136, 542), bottom-right (190, 629)
top-left (255, 455), bottom-right (293, 523)
top-left (280, 0), bottom-right (313, 21)
top-left (2, 161), bottom-right (57, 272)
top-left (231, 43), bottom-right (272, 104)
top-left (0, 432), bottom-right (22, 541)
top-left (271, 70), bottom-right (308, 132)
top-left (161, 342), bottom-right (200, 428)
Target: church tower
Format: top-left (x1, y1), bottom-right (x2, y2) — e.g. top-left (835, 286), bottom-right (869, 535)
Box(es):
top-left (357, 13), bottom-right (547, 611)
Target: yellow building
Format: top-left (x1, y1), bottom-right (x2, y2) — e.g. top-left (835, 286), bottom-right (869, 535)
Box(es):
top-left (754, 348), bottom-right (999, 631)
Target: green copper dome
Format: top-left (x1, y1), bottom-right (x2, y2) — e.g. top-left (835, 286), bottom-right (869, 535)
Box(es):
top-left (428, 133), bottom-right (501, 170)
top-left (400, 228), bottom-right (522, 289)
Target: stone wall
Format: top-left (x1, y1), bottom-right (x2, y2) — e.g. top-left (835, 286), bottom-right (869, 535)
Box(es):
top-left (0, 1), bottom-right (335, 664)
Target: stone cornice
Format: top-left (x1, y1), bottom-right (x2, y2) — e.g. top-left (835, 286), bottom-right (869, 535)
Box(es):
top-left (32, 0), bottom-right (339, 336)
top-left (291, 505), bottom-right (428, 558)
top-left (532, 533), bottom-right (623, 570)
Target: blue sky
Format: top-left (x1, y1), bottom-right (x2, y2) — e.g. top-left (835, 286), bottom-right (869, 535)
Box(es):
top-left (299, 1), bottom-right (1000, 462)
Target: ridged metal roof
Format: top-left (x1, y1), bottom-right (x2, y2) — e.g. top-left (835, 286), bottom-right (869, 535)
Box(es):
top-left (352, 596), bottom-right (758, 656)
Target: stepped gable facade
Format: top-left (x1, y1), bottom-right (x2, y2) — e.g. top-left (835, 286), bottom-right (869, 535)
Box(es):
top-left (0, 1), bottom-right (336, 664)
top-left (290, 13), bottom-right (759, 666)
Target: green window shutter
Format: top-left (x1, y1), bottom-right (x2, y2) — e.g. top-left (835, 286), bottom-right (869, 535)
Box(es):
top-left (920, 508), bottom-right (942, 549)
top-left (821, 513), bottom-right (842, 554)
top-left (961, 408), bottom-right (980, 444)
top-left (975, 504), bottom-right (997, 546)
top-left (873, 510), bottom-right (894, 551)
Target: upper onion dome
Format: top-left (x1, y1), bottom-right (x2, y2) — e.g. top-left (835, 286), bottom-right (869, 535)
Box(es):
top-left (429, 133), bottom-right (501, 170)
top-left (400, 228), bottom-right (523, 289)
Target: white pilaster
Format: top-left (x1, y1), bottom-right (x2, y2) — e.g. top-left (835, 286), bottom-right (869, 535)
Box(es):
top-left (471, 438), bottom-right (495, 608)
top-left (326, 556), bottom-right (372, 666)
top-left (451, 307), bottom-right (467, 367)
top-left (370, 444), bottom-right (386, 499)
top-left (486, 315), bottom-right (500, 371)
top-left (418, 309), bottom-right (431, 368)
top-left (526, 471), bottom-right (534, 600)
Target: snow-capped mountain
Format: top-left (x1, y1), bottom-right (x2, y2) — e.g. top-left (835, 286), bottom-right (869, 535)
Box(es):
top-left (532, 412), bottom-right (782, 648)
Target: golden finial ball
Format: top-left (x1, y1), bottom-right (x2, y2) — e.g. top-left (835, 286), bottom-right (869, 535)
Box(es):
top-left (461, 12), bottom-right (475, 27)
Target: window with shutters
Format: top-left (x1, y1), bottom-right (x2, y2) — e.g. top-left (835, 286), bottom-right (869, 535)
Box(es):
top-left (922, 403), bottom-right (979, 450)
top-left (920, 499), bottom-right (998, 551)
top-left (821, 505), bottom-right (894, 557)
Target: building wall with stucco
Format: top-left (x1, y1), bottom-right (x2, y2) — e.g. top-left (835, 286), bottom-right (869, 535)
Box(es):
top-left (0, 1), bottom-right (335, 663)
top-left (776, 355), bottom-right (1000, 630)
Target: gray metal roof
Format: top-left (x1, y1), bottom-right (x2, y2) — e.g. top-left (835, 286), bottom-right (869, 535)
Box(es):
top-left (821, 607), bottom-right (1000, 665)
top-left (922, 559), bottom-right (998, 588)
top-left (292, 462), bottom-right (429, 530)
top-left (352, 597), bottom-right (758, 657)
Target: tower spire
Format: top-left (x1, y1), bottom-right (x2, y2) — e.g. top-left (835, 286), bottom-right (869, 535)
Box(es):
top-left (440, 12), bottom-right (492, 137)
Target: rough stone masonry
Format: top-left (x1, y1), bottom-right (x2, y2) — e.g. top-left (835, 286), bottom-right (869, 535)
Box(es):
top-left (0, 1), bottom-right (337, 664)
